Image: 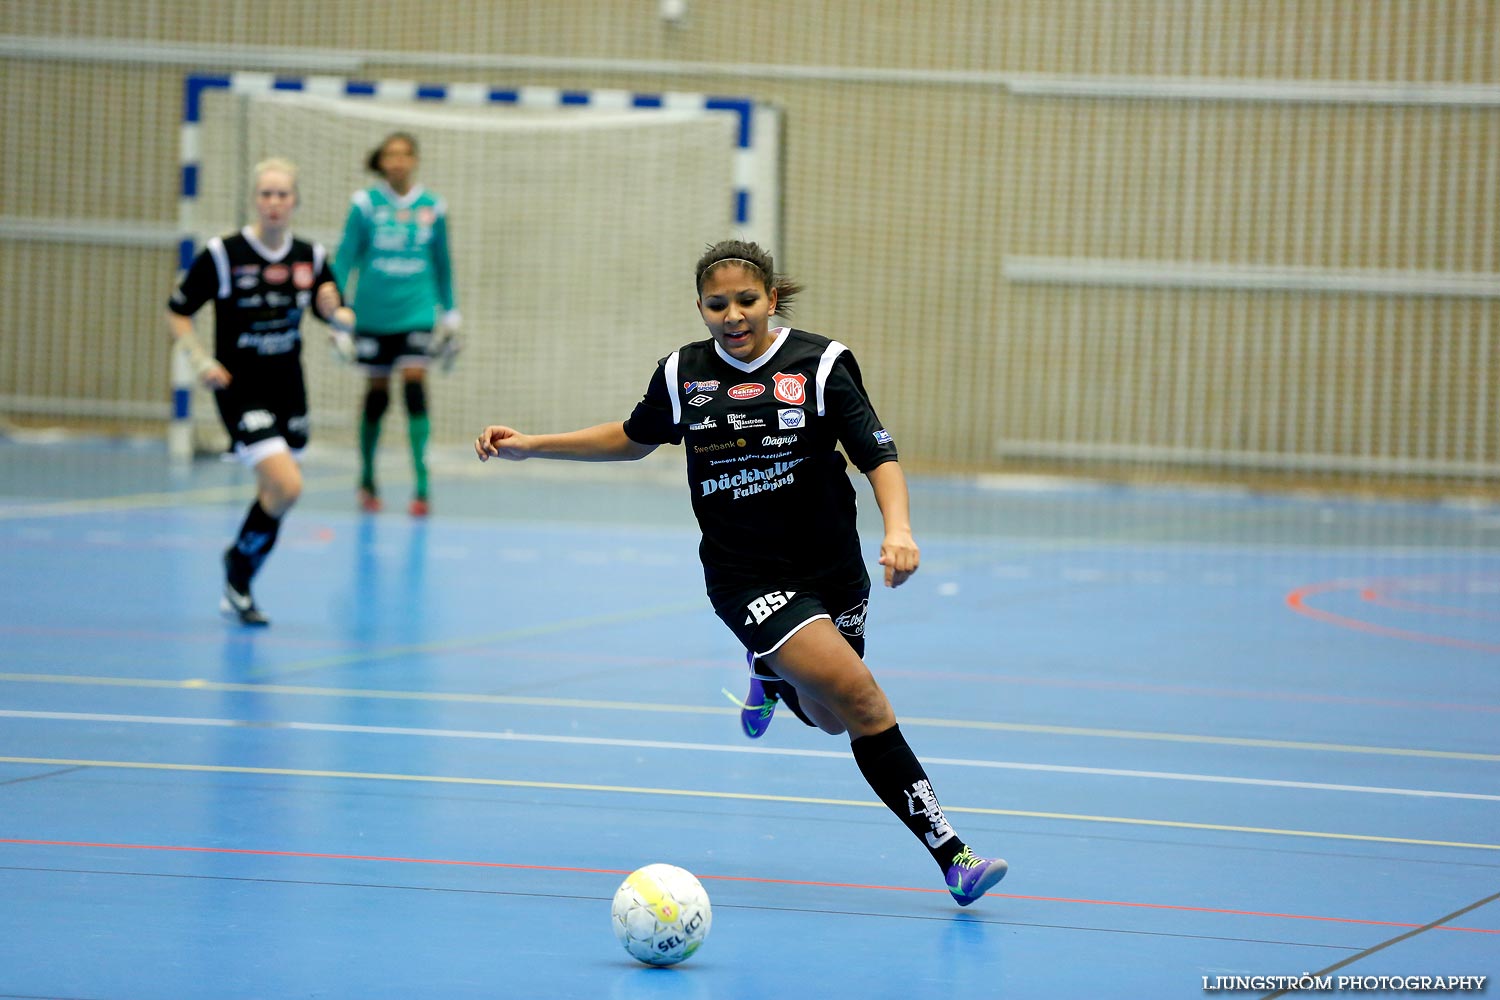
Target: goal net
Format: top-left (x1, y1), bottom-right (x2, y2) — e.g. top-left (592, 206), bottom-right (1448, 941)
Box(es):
top-left (184, 85), bottom-right (748, 457)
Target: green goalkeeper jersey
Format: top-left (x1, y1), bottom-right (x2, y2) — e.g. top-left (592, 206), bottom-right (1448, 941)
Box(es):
top-left (333, 182), bottom-right (457, 335)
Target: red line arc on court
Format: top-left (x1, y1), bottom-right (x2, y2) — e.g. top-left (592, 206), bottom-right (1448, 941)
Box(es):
top-left (1285, 577), bottom-right (1500, 655)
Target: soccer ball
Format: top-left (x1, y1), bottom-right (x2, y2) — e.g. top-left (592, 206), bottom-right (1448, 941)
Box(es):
top-left (610, 863), bottom-right (712, 966)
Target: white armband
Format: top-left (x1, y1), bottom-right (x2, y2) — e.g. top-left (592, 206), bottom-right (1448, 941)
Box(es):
top-left (181, 338), bottom-right (217, 377)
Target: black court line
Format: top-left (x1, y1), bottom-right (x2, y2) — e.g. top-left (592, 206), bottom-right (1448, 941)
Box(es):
top-left (0, 865), bottom-right (1361, 952)
top-left (0, 766), bottom-right (85, 787)
top-left (1260, 888), bottom-right (1500, 1000)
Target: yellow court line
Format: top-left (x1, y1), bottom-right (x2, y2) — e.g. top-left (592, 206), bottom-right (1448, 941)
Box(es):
top-left (250, 600), bottom-right (706, 678)
top-left (2, 671), bottom-right (1496, 763)
top-left (2, 755), bottom-right (1495, 853)
top-left (897, 716), bottom-right (1500, 762)
top-left (0, 475), bottom-right (351, 521)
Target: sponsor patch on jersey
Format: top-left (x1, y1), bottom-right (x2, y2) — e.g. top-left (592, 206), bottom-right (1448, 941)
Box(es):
top-left (700, 458), bottom-right (804, 498)
top-left (292, 262), bottom-right (314, 289)
top-left (873, 428), bottom-right (893, 445)
top-left (761, 434), bottom-right (798, 448)
top-left (262, 264), bottom-right (290, 285)
top-left (727, 413), bottom-right (765, 430)
top-left (778, 408), bottom-right (805, 429)
top-left (396, 208), bottom-right (411, 222)
top-left (773, 372), bottom-right (807, 405)
top-left (688, 415), bottom-right (718, 431)
top-left (688, 394), bottom-right (713, 407)
top-left (684, 380), bottom-right (721, 393)
top-left (235, 274), bottom-right (259, 290)
top-left (728, 383), bottom-right (765, 400)
top-left (417, 207), bottom-right (436, 226)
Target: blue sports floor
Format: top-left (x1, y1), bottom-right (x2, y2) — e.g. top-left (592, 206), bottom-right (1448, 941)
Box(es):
top-left (1, 436), bottom-right (1497, 999)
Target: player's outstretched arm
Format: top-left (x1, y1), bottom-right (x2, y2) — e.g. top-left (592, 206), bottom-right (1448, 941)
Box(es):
top-left (476, 421), bottom-right (657, 464)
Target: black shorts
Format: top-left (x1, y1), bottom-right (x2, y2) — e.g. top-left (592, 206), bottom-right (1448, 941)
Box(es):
top-left (712, 583), bottom-right (870, 728)
top-left (711, 583), bottom-right (870, 660)
top-left (355, 330), bottom-right (433, 372)
top-left (214, 377), bottom-right (308, 460)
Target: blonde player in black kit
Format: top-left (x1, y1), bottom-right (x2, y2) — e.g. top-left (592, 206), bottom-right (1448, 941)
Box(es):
top-left (167, 157), bottom-right (355, 626)
top-left (475, 239), bottom-right (1008, 906)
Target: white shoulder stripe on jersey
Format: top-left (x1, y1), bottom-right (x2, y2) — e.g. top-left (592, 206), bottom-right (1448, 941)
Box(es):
top-left (665, 351), bottom-right (683, 425)
top-left (206, 236), bottom-right (231, 299)
top-left (352, 189), bottom-right (374, 217)
top-left (814, 340), bottom-right (849, 417)
top-left (313, 242), bottom-right (326, 274)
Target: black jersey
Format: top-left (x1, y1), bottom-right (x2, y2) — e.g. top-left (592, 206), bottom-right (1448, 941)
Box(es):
top-left (624, 327), bottom-right (899, 593)
top-left (168, 227), bottom-right (335, 378)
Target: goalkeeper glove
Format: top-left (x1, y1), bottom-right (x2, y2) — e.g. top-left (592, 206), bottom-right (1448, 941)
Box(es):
top-left (430, 310), bottom-right (464, 373)
top-left (328, 307), bottom-right (357, 364)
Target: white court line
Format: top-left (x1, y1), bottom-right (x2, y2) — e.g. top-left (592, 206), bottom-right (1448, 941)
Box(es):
top-left (4, 709), bottom-right (1496, 803)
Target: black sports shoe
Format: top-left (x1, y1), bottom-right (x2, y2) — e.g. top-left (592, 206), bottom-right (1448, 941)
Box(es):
top-left (221, 550), bottom-right (269, 627)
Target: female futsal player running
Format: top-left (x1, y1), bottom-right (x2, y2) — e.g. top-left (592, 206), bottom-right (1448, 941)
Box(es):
top-left (167, 157), bottom-right (354, 626)
top-left (475, 239), bottom-right (1008, 906)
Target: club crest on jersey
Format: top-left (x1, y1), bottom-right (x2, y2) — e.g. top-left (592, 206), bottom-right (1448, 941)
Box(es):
top-left (292, 262), bottom-right (314, 289)
top-left (773, 372), bottom-right (807, 405)
top-left (728, 383), bottom-right (764, 400)
top-left (684, 380), bottom-right (720, 393)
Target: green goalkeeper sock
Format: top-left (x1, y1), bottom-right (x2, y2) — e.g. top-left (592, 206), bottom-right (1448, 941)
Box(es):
top-left (359, 418), bottom-right (382, 492)
top-left (407, 413), bottom-right (430, 499)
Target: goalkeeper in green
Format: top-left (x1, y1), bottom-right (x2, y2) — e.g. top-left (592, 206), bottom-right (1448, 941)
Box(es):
top-left (333, 131), bottom-right (460, 516)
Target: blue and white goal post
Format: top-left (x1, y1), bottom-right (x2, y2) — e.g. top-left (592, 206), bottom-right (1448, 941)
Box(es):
top-left (171, 73), bottom-right (783, 461)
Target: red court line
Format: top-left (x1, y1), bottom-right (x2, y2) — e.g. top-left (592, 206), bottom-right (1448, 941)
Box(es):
top-left (1360, 577), bottom-right (1500, 623)
top-left (3, 838), bottom-right (1494, 935)
top-left (1286, 580), bottom-right (1500, 655)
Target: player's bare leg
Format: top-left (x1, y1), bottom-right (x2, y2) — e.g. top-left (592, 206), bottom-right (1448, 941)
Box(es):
top-left (762, 618), bottom-right (892, 737)
top-left (764, 618), bottom-right (1008, 905)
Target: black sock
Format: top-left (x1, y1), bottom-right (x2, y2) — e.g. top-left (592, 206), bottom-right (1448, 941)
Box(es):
top-left (850, 724), bottom-right (965, 871)
top-left (228, 500), bottom-right (281, 586)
